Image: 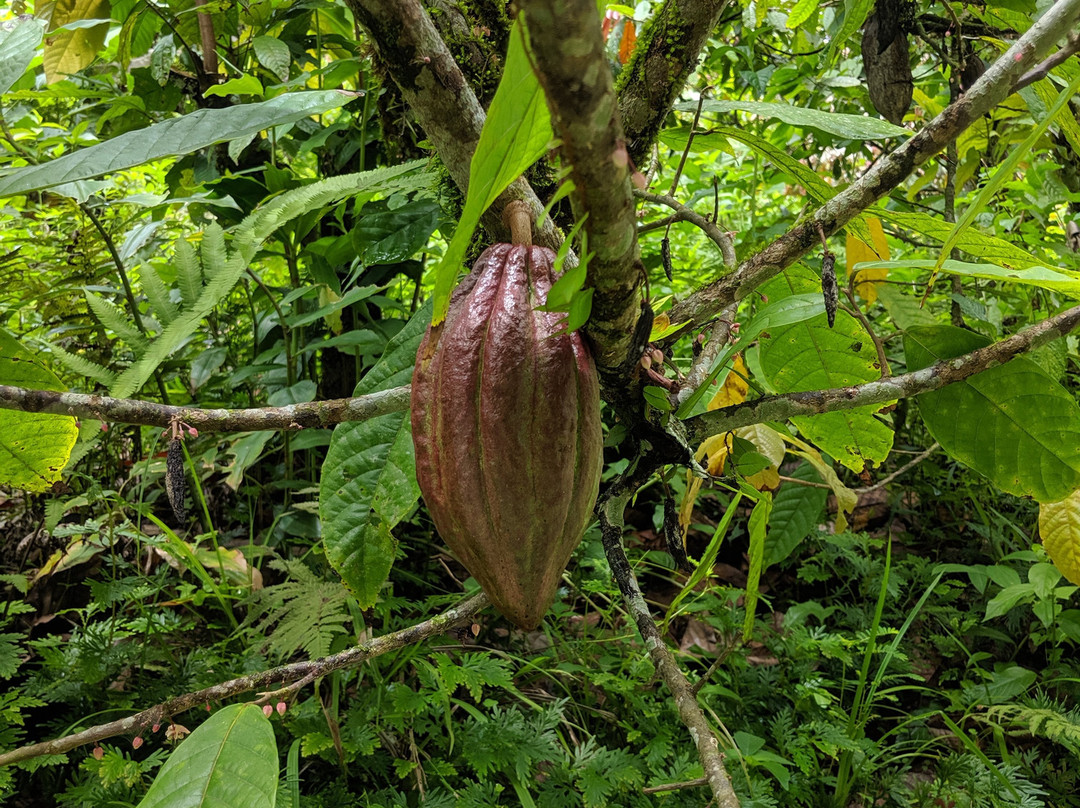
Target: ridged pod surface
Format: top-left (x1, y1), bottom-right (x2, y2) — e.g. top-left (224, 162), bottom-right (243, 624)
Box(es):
top-left (411, 244), bottom-right (602, 629)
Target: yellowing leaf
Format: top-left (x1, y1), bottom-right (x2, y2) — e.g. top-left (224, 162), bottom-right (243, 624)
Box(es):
top-left (746, 465), bottom-right (780, 490)
top-left (781, 433), bottom-right (857, 533)
top-left (708, 354), bottom-right (749, 409)
top-left (847, 217), bottom-right (890, 304)
top-left (734, 423), bottom-right (786, 466)
top-left (43, 0), bottom-right (111, 84)
top-left (680, 434), bottom-right (733, 536)
top-left (1039, 493), bottom-right (1080, 585)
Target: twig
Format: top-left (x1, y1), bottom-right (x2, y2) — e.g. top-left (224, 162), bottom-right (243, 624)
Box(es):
top-left (854, 443), bottom-right (939, 494)
top-left (1013, 31), bottom-right (1080, 92)
top-left (0, 593), bottom-right (489, 767)
top-left (777, 474), bottom-right (832, 490)
top-left (0, 384), bottom-right (410, 432)
top-left (684, 301), bottom-right (1080, 443)
top-left (636, 190), bottom-right (737, 268)
top-left (666, 0), bottom-right (1080, 332)
top-left (599, 486), bottom-right (740, 808)
top-left (643, 777), bottom-right (711, 794)
top-left (843, 275), bottom-right (891, 376)
top-left (677, 303), bottom-right (738, 406)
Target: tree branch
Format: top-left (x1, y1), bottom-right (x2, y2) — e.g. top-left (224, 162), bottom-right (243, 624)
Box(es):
top-left (0, 593), bottom-right (489, 768)
top-left (616, 0), bottom-right (731, 168)
top-left (1013, 30), bottom-right (1080, 92)
top-left (345, 0), bottom-right (562, 252)
top-left (519, 0), bottom-right (643, 377)
top-left (0, 385), bottom-right (410, 432)
top-left (636, 189), bottom-right (736, 268)
top-left (685, 302), bottom-right (1080, 443)
top-left (598, 487), bottom-right (740, 808)
top-left (667, 0), bottom-right (1080, 330)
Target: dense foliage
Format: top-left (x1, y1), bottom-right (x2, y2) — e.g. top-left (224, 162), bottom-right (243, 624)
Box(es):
top-left (0, 0), bottom-right (1079, 806)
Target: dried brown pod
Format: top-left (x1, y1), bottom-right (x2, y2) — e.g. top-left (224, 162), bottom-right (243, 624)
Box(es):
top-left (822, 253), bottom-right (839, 328)
top-left (862, 0), bottom-right (913, 125)
top-left (165, 438), bottom-right (187, 524)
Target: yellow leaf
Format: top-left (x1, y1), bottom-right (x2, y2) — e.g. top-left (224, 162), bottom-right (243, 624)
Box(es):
top-left (781, 433), bottom-right (857, 533)
top-left (43, 0), bottom-right (111, 84)
top-left (846, 217), bottom-right (890, 305)
top-left (746, 465), bottom-right (779, 490)
top-left (680, 434), bottom-right (732, 536)
top-left (1039, 493), bottom-right (1080, 585)
top-left (708, 354), bottom-right (749, 410)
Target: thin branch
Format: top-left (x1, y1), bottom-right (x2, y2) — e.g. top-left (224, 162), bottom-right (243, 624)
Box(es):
top-left (599, 486), bottom-right (740, 808)
top-left (677, 302), bottom-right (737, 406)
top-left (1013, 31), bottom-right (1080, 92)
top-left (0, 384), bottom-right (410, 432)
top-left (636, 189), bottom-right (737, 268)
top-left (345, 0), bottom-right (562, 253)
top-left (0, 593), bottom-right (489, 768)
top-left (854, 443), bottom-right (939, 494)
top-left (685, 302), bottom-right (1080, 443)
top-left (616, 0), bottom-right (731, 167)
top-left (643, 777), bottom-right (711, 794)
top-left (667, 0), bottom-right (1080, 331)
top-left (520, 0), bottom-right (642, 376)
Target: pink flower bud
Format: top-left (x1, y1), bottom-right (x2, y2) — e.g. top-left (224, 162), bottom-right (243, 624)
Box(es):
top-left (92, 746), bottom-right (104, 760)
top-left (276, 702), bottom-right (286, 715)
top-left (132, 736), bottom-right (143, 749)
top-left (263, 704), bottom-right (273, 718)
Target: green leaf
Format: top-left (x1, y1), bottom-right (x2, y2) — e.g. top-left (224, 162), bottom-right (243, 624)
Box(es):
top-left (43, 0), bottom-right (111, 84)
top-left (0, 91), bottom-right (352, 197)
top-left (936, 69), bottom-right (1080, 273)
top-left (826, 0), bottom-right (875, 67)
top-left (786, 0), bottom-right (820, 29)
top-left (858, 259), bottom-right (1080, 298)
top-left (320, 303), bottom-right (430, 606)
top-left (743, 492), bottom-right (772, 641)
top-left (877, 209), bottom-right (1046, 270)
top-left (351, 198), bottom-right (442, 265)
top-left (204, 74), bottom-right (264, 98)
top-left (758, 267), bottom-right (893, 471)
top-left (766, 462), bottom-right (827, 566)
top-left (904, 325), bottom-right (1080, 502)
top-left (136, 703), bottom-right (277, 808)
top-left (643, 385), bottom-right (673, 412)
top-left (676, 100), bottom-right (909, 140)
top-left (253, 36), bottom-right (291, 82)
top-left (0, 20), bottom-right (45, 96)
top-left (668, 493), bottom-right (743, 619)
top-left (0, 330), bottom-right (78, 492)
top-left (430, 18), bottom-right (552, 326)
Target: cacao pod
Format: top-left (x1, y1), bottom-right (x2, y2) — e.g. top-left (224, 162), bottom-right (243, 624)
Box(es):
top-left (411, 242), bottom-right (602, 629)
top-left (862, 0), bottom-right (913, 126)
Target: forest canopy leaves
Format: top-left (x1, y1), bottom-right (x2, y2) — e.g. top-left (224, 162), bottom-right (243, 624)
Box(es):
top-left (905, 325), bottom-right (1080, 502)
top-left (676, 99), bottom-right (909, 140)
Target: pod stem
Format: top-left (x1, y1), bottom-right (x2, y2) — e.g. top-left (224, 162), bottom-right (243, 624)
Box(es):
top-left (502, 200), bottom-right (533, 247)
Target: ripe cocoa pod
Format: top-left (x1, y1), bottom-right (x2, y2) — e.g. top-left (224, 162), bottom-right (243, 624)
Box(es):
top-left (411, 243), bottom-right (603, 629)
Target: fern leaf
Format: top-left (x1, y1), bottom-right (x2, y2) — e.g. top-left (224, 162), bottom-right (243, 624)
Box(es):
top-left (108, 161), bottom-right (429, 399)
top-left (44, 342), bottom-right (117, 387)
top-left (174, 238), bottom-right (203, 307)
top-left (83, 292), bottom-right (147, 349)
top-left (138, 266), bottom-right (179, 326)
top-left (199, 223), bottom-right (227, 283)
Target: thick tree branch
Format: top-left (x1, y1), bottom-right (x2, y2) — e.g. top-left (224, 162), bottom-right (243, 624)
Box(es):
top-left (0, 593), bottom-right (489, 767)
top-left (345, 0), bottom-right (561, 252)
top-left (616, 0), bottom-right (731, 168)
top-left (599, 487), bottom-right (740, 808)
top-left (0, 385), bottom-right (409, 432)
top-left (519, 0), bottom-right (643, 377)
top-left (1014, 30), bottom-right (1080, 92)
top-left (685, 303), bottom-right (1080, 443)
top-left (667, 0), bottom-right (1080, 330)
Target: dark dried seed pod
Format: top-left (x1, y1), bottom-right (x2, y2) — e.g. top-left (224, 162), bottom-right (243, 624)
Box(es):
top-left (661, 237), bottom-right (673, 282)
top-left (663, 496), bottom-right (692, 572)
top-left (821, 253), bottom-right (839, 328)
top-left (862, 3), bottom-right (913, 125)
top-left (165, 438), bottom-right (187, 524)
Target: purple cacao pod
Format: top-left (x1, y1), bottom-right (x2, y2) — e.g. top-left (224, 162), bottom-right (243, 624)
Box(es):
top-left (411, 244), bottom-right (603, 629)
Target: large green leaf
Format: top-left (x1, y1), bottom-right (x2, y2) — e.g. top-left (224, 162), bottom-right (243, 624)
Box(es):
top-left (0, 19), bottom-right (44, 96)
top-left (766, 462), bottom-right (827, 566)
top-left (43, 0), bottom-right (110, 84)
top-left (0, 91), bottom-right (351, 197)
top-left (676, 100), bottom-right (909, 140)
top-left (904, 325), bottom-right (1080, 502)
top-left (136, 703), bottom-right (277, 808)
top-left (826, 0), bottom-right (875, 66)
top-left (758, 266), bottom-right (894, 471)
top-left (320, 302), bottom-right (430, 607)
top-left (876, 209), bottom-right (1046, 270)
top-left (108, 162), bottom-right (428, 399)
top-left (0, 330), bottom-right (78, 492)
top-left (430, 18), bottom-right (552, 326)
top-left (855, 259), bottom-right (1080, 297)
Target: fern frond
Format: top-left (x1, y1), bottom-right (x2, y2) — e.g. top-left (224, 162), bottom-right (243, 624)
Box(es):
top-left (986, 700), bottom-right (1080, 754)
top-left (83, 292), bottom-right (147, 349)
top-left (199, 223), bottom-right (227, 283)
top-left (250, 560), bottom-right (352, 661)
top-left (138, 266), bottom-right (179, 326)
top-left (108, 161), bottom-right (430, 399)
top-left (174, 238), bottom-right (203, 307)
top-left (44, 342), bottom-right (117, 387)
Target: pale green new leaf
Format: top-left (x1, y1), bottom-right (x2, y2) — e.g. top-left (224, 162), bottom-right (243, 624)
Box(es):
top-left (0, 330), bottom-right (78, 492)
top-left (430, 18), bottom-right (552, 326)
top-left (758, 267), bottom-right (893, 471)
top-left (0, 91), bottom-right (351, 197)
top-left (826, 0), bottom-right (875, 67)
top-left (936, 69), bottom-right (1080, 271)
top-left (677, 100), bottom-right (908, 140)
top-left (904, 325), bottom-right (1080, 502)
top-left (320, 303), bottom-right (429, 606)
top-left (136, 703), bottom-right (277, 808)
top-left (0, 19), bottom-right (45, 96)
top-left (786, 0), bottom-right (820, 29)
top-left (856, 259), bottom-right (1080, 298)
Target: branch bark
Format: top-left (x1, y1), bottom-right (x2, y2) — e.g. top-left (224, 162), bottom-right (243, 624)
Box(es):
top-left (636, 189), bottom-right (737, 267)
top-left (599, 488), bottom-right (740, 808)
top-left (0, 385), bottom-right (409, 432)
top-left (0, 593), bottom-right (488, 768)
top-left (667, 0), bottom-right (1080, 330)
top-left (519, 0), bottom-right (643, 377)
top-left (685, 302), bottom-right (1080, 443)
